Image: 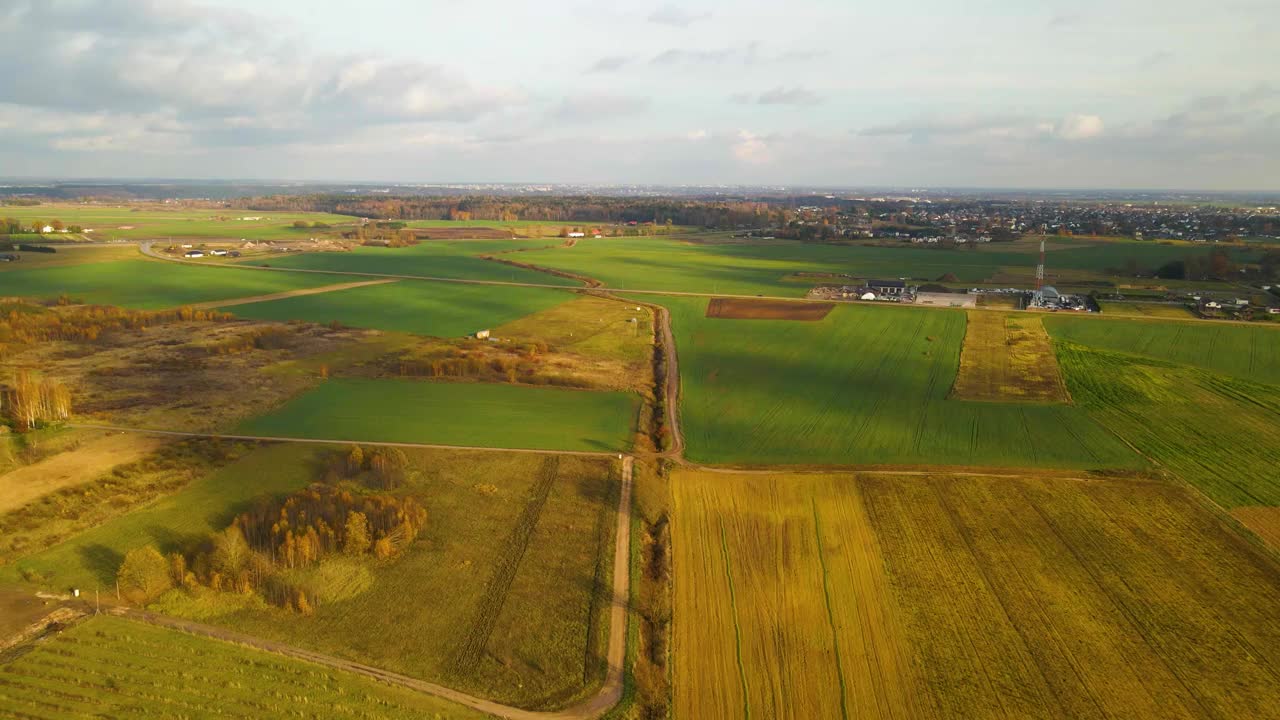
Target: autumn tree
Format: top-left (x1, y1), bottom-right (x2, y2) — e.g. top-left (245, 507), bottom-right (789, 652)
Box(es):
top-left (343, 511), bottom-right (371, 556)
top-left (117, 546), bottom-right (173, 603)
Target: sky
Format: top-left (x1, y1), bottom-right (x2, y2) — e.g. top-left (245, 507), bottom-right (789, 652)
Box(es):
top-left (0, 0), bottom-right (1277, 190)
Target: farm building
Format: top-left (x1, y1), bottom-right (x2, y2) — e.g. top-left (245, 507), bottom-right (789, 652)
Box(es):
top-left (474, 329), bottom-right (491, 339)
top-left (210, 249), bottom-right (229, 256)
top-left (868, 280), bottom-right (907, 296)
top-left (184, 250), bottom-right (204, 258)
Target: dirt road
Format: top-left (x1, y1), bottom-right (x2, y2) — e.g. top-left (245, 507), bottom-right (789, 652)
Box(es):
top-left (66, 423), bottom-right (624, 459)
top-left (182, 278), bottom-right (397, 309)
top-left (0, 432), bottom-right (165, 514)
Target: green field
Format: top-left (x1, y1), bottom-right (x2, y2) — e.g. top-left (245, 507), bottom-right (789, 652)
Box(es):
top-left (1057, 342), bottom-right (1280, 507)
top-left (237, 241), bottom-right (582, 286)
top-left (223, 279), bottom-right (576, 337)
top-left (0, 615), bottom-right (492, 719)
top-left (511, 236), bottom-right (1255, 296)
top-left (4, 444), bottom-right (315, 589)
top-left (0, 259), bottom-right (336, 309)
top-left (153, 449), bottom-right (619, 709)
top-left (1045, 315), bottom-right (1280, 386)
top-left (1, 204), bottom-right (359, 241)
top-left (237, 378), bottom-right (637, 452)
top-left (651, 296), bottom-right (1142, 468)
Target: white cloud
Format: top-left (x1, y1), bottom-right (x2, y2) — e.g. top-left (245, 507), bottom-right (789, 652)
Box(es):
top-left (648, 5), bottom-right (710, 27)
top-left (1055, 114), bottom-right (1105, 140)
top-left (731, 130), bottom-right (770, 164)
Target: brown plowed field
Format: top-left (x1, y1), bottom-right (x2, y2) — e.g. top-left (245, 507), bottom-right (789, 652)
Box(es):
top-left (705, 297), bottom-right (834, 321)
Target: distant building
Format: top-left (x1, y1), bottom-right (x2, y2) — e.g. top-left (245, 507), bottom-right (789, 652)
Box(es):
top-left (567, 232), bottom-right (586, 238)
top-left (868, 280), bottom-right (906, 296)
top-left (210, 249), bottom-right (229, 256)
top-left (474, 329), bottom-right (491, 339)
top-left (184, 250), bottom-right (205, 258)
top-left (41, 225), bottom-right (54, 233)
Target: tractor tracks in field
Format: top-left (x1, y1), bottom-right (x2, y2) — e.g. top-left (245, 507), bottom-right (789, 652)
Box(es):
top-left (44, 454), bottom-right (635, 720)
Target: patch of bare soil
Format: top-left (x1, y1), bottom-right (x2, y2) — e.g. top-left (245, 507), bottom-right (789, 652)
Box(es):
top-left (706, 297), bottom-right (834, 321)
top-left (0, 432), bottom-right (165, 514)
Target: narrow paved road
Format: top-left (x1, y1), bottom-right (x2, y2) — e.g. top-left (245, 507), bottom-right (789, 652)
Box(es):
top-left (55, 454), bottom-right (635, 720)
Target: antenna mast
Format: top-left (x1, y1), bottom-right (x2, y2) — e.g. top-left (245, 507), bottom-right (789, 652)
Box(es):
top-left (1036, 239), bottom-right (1045, 291)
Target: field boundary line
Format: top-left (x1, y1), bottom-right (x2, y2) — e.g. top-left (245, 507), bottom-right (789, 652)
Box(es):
top-left (718, 521), bottom-right (752, 719)
top-left (810, 498), bottom-right (851, 720)
top-left (53, 455), bottom-right (636, 720)
top-left (183, 278), bottom-right (398, 309)
top-left (66, 423), bottom-right (624, 459)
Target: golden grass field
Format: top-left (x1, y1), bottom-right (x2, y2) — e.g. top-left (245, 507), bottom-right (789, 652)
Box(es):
top-left (951, 311), bottom-right (1070, 402)
top-left (671, 469), bottom-right (1280, 720)
top-left (1232, 507), bottom-right (1280, 551)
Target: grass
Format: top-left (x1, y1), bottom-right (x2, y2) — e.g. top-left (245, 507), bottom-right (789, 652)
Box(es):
top-left (651, 296), bottom-right (1141, 468)
top-left (0, 203), bottom-right (359, 241)
top-left (1056, 341), bottom-right (1280, 507)
top-left (1097, 300), bottom-right (1194, 318)
top-left (0, 244), bottom-right (139, 271)
top-left (236, 378), bottom-right (638, 452)
top-left (950, 312), bottom-right (1070, 402)
top-left (0, 259), bottom-right (336, 309)
top-left (493, 295), bottom-right (654, 390)
top-left (511, 236), bottom-right (1256, 296)
top-left (1045, 315), bottom-right (1280, 386)
top-left (671, 468), bottom-right (1280, 719)
top-left (221, 279), bottom-right (577, 337)
top-left (155, 448), bottom-right (620, 709)
top-left (3, 443), bottom-right (315, 588)
top-left (0, 615), bottom-right (494, 719)
top-left (236, 241), bottom-right (582, 286)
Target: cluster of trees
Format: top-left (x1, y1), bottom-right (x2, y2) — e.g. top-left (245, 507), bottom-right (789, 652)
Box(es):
top-left (243, 194), bottom-right (791, 229)
top-left (0, 370), bottom-right (71, 431)
top-left (0, 303), bottom-right (234, 350)
top-left (0, 218), bottom-right (83, 235)
top-left (1152, 247), bottom-right (1237, 280)
top-left (118, 474), bottom-right (426, 613)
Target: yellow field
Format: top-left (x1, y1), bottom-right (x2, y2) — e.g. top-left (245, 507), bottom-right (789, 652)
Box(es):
top-left (1099, 300), bottom-right (1195, 318)
top-left (951, 311), bottom-right (1070, 402)
top-left (672, 469), bottom-right (1280, 720)
top-left (1233, 507), bottom-right (1280, 551)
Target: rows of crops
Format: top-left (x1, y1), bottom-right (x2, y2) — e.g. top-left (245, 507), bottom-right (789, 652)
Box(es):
top-left (672, 469), bottom-right (1280, 719)
top-left (222, 278), bottom-right (576, 337)
top-left (0, 616), bottom-right (488, 719)
top-left (654, 297), bottom-right (1141, 468)
top-left (1056, 342), bottom-right (1280, 507)
top-left (1045, 315), bottom-right (1280, 386)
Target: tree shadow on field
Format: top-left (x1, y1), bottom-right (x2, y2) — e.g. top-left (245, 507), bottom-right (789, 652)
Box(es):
top-left (78, 544), bottom-right (124, 586)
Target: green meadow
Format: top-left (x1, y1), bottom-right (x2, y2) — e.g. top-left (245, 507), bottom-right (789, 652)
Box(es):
top-left (0, 615), bottom-right (492, 720)
top-left (1, 204), bottom-right (358, 241)
top-left (649, 296), bottom-right (1142, 468)
top-left (0, 259), bottom-right (334, 309)
top-left (513, 236), bottom-right (1250, 296)
top-left (237, 378), bottom-right (637, 452)
top-left (223, 279), bottom-right (575, 337)
top-left (237, 241), bottom-right (583, 285)
top-left (1045, 315), bottom-right (1280, 386)
top-left (4, 444), bottom-right (315, 589)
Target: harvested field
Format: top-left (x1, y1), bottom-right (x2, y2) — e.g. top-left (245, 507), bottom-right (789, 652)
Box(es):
top-left (951, 311), bottom-right (1070, 402)
top-left (1232, 507), bottom-right (1280, 550)
top-left (672, 469), bottom-right (1280, 720)
top-left (0, 432), bottom-right (165, 514)
top-left (705, 297), bottom-right (834, 321)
